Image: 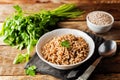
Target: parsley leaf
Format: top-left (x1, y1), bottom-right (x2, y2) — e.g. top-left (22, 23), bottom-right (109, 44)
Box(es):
top-left (13, 53), bottom-right (29, 64)
top-left (25, 65), bottom-right (37, 76)
top-left (13, 5), bottom-right (22, 14)
top-left (61, 40), bottom-right (70, 48)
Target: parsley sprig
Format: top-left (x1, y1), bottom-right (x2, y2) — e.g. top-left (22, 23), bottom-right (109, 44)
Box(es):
top-left (61, 40), bottom-right (70, 48)
top-left (25, 65), bottom-right (37, 76)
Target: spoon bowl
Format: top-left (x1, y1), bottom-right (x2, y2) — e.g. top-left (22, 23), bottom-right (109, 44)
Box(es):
top-left (98, 40), bottom-right (117, 57)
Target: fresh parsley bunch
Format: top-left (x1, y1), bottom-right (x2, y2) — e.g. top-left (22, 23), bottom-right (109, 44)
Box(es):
top-left (0, 4), bottom-right (84, 64)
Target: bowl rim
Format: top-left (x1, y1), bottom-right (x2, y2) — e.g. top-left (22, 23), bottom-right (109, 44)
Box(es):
top-left (86, 11), bottom-right (114, 27)
top-left (36, 28), bottom-right (95, 67)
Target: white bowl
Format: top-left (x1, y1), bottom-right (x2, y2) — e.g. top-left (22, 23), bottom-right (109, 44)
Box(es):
top-left (36, 28), bottom-right (95, 70)
top-left (86, 11), bottom-right (114, 33)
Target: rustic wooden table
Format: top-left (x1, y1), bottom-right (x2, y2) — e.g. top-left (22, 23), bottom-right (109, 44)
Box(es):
top-left (0, 1), bottom-right (120, 80)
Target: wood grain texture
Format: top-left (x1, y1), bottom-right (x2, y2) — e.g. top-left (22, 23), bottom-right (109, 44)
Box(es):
top-left (90, 73), bottom-right (120, 80)
top-left (0, 75), bottom-right (60, 80)
top-left (1, 0), bottom-right (120, 4)
top-left (0, 3), bottom-right (120, 22)
top-left (0, 2), bottom-right (120, 80)
top-left (59, 21), bottom-right (120, 40)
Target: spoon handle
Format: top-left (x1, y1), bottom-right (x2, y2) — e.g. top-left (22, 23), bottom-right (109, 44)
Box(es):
top-left (76, 57), bottom-right (102, 80)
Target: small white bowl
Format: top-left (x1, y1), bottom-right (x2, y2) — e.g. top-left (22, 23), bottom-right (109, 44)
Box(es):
top-left (36, 28), bottom-right (95, 70)
top-left (86, 11), bottom-right (114, 33)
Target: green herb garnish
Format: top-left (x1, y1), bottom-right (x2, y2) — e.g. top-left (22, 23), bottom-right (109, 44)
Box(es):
top-left (13, 53), bottom-right (29, 64)
top-left (61, 40), bottom-right (70, 48)
top-left (25, 65), bottom-right (36, 76)
top-left (0, 4), bottom-right (84, 64)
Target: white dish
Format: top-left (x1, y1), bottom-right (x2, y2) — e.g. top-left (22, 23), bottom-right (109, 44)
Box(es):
top-left (36, 28), bottom-right (95, 70)
top-left (86, 11), bottom-right (114, 33)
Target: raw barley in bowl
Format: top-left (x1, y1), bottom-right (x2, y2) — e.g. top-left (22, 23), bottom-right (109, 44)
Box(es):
top-left (88, 11), bottom-right (112, 25)
top-left (41, 34), bottom-right (89, 65)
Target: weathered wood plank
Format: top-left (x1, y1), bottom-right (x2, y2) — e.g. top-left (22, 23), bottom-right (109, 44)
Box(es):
top-left (0, 75), bottom-right (60, 80)
top-left (0, 3), bottom-right (120, 22)
top-left (0, 3), bottom-right (61, 22)
top-left (1, 73), bottom-right (120, 80)
top-left (0, 45), bottom-right (35, 76)
top-left (1, 0), bottom-right (120, 4)
top-left (0, 2), bottom-right (120, 80)
top-left (90, 73), bottom-right (120, 80)
top-left (59, 21), bottom-right (120, 40)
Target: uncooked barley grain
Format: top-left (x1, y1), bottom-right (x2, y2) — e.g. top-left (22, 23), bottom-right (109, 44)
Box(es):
top-left (88, 11), bottom-right (112, 25)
